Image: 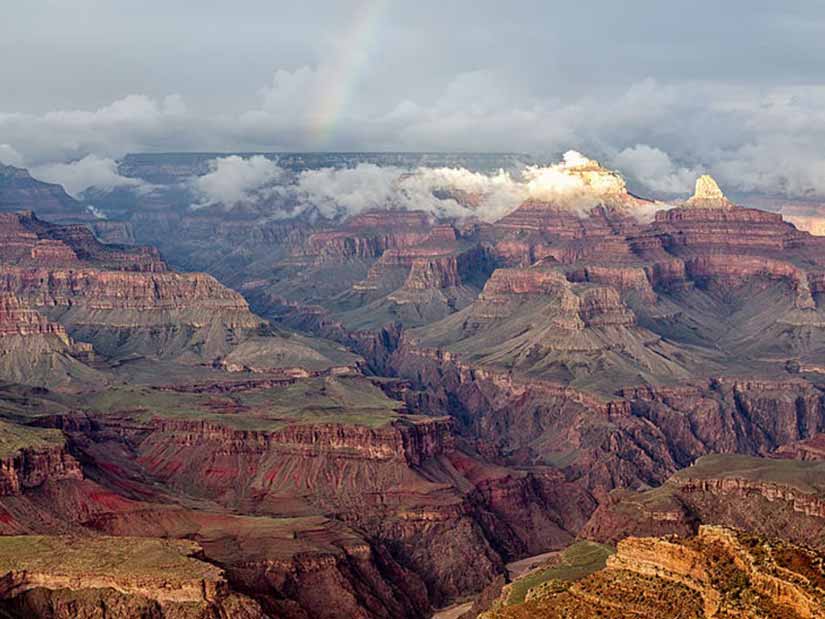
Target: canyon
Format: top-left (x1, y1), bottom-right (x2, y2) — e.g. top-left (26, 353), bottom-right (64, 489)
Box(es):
top-left (1, 153), bottom-right (825, 617)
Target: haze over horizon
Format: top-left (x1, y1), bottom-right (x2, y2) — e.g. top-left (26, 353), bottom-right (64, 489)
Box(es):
top-left (3, 1), bottom-right (825, 201)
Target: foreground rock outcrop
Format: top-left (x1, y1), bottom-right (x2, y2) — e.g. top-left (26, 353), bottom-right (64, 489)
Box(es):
top-left (486, 526), bottom-right (825, 618)
top-left (0, 535), bottom-right (265, 618)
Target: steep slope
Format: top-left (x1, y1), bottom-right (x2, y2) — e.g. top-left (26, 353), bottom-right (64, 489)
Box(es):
top-left (403, 265), bottom-right (710, 392)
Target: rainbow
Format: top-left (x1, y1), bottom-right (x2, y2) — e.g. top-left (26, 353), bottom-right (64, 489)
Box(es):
top-left (308, 0), bottom-right (390, 147)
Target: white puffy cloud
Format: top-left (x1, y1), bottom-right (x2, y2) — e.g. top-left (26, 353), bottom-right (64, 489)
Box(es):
top-left (611, 145), bottom-right (703, 195)
top-left (30, 155), bottom-right (145, 197)
top-left (296, 164), bottom-right (397, 217)
top-left (190, 155), bottom-right (286, 208)
top-left (296, 163), bottom-right (526, 221)
top-left (0, 144), bottom-right (24, 167)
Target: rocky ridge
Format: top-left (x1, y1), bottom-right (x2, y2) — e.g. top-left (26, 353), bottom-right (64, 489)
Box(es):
top-left (485, 526), bottom-right (825, 618)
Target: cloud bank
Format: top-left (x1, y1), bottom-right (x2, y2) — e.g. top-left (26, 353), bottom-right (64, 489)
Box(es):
top-left (186, 150), bottom-right (675, 223)
top-left (4, 70), bottom-right (825, 202)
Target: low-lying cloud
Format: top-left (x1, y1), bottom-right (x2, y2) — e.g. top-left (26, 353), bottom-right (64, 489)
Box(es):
top-left (31, 155), bottom-right (146, 198)
top-left (190, 155), bottom-right (286, 208)
top-left (611, 145), bottom-right (704, 196)
top-left (294, 164), bottom-right (526, 221)
top-left (185, 150), bottom-right (676, 222)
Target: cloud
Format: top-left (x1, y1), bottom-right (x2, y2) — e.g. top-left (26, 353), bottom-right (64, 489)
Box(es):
top-left (295, 164), bottom-right (397, 217)
top-left (0, 94), bottom-right (188, 165)
top-left (5, 70), bottom-right (825, 203)
top-left (217, 150), bottom-right (665, 222)
top-left (30, 155), bottom-right (145, 198)
top-left (0, 144), bottom-right (24, 167)
top-left (295, 163), bottom-right (526, 221)
top-left (190, 155), bottom-right (287, 208)
top-left (611, 145), bottom-right (703, 195)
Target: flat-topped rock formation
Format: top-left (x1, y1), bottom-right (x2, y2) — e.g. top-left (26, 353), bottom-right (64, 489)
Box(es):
top-left (0, 535), bottom-right (265, 618)
top-left (302, 210), bottom-right (436, 261)
top-left (0, 211), bottom-right (164, 271)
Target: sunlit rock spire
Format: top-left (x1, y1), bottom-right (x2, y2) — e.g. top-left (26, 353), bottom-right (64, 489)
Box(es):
top-left (684, 174), bottom-right (735, 209)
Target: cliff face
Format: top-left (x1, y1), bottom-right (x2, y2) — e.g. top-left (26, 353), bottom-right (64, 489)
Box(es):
top-left (399, 265), bottom-right (701, 395)
top-left (38, 394), bottom-right (593, 612)
top-left (563, 264), bottom-right (658, 304)
top-left (401, 244), bottom-right (493, 291)
top-left (0, 293), bottom-right (100, 387)
top-left (683, 254), bottom-right (817, 308)
top-left (1, 268), bottom-right (252, 315)
top-left (0, 443), bottom-right (82, 496)
top-left (0, 211), bottom-right (365, 372)
top-left (470, 266), bottom-right (637, 329)
top-left (0, 165), bottom-right (93, 224)
top-left (0, 293), bottom-right (70, 341)
top-left (0, 265), bottom-right (270, 365)
top-left (230, 537), bottom-right (430, 619)
top-left (390, 348), bottom-right (825, 500)
top-left (0, 211), bottom-right (165, 272)
top-left (0, 535), bottom-right (266, 618)
top-left (646, 204), bottom-right (804, 252)
top-left (302, 211), bottom-right (436, 262)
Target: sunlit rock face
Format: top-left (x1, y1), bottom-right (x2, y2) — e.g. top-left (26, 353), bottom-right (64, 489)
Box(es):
top-left (483, 525), bottom-right (825, 619)
top-left (521, 151), bottom-right (650, 212)
top-left (684, 174), bottom-right (736, 209)
top-left (555, 151), bottom-right (628, 195)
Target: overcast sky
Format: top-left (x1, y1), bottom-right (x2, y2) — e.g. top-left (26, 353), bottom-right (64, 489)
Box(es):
top-left (3, 1), bottom-right (825, 198)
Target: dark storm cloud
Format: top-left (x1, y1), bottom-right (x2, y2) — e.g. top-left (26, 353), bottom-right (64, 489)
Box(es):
top-left (2, 1), bottom-right (825, 198)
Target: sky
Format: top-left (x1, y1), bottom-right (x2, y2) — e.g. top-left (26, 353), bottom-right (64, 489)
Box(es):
top-left (3, 0), bottom-right (825, 199)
